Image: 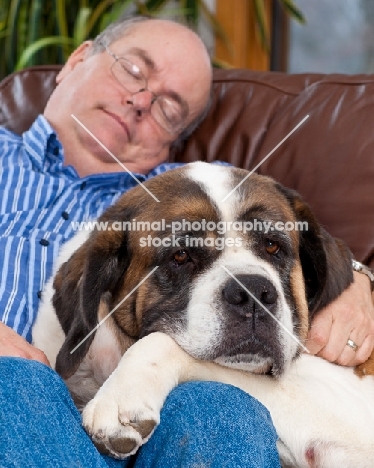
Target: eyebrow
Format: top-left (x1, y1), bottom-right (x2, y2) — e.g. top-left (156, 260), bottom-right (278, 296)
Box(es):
top-left (127, 47), bottom-right (157, 71)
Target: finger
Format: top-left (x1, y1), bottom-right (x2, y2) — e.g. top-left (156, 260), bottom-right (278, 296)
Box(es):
top-left (317, 320), bottom-right (353, 363)
top-left (17, 344), bottom-right (50, 366)
top-left (306, 311), bottom-right (333, 355)
top-left (0, 322), bottom-right (50, 366)
top-left (0, 343), bottom-right (34, 360)
top-left (349, 335), bottom-right (374, 366)
top-left (31, 348), bottom-right (51, 366)
top-left (325, 302), bottom-right (374, 366)
top-left (314, 297), bottom-right (366, 362)
top-left (334, 339), bottom-right (359, 366)
top-left (0, 341), bottom-right (50, 366)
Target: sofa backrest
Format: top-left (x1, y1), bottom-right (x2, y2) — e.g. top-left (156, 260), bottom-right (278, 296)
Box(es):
top-left (1, 66), bottom-right (373, 266)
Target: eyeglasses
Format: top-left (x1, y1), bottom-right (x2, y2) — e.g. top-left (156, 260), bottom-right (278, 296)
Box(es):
top-left (100, 41), bottom-right (187, 134)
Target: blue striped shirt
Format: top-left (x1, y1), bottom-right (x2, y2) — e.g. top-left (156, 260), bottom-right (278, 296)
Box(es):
top-left (0, 115), bottom-right (182, 342)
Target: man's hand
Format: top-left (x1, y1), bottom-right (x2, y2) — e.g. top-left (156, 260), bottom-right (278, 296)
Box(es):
top-left (306, 271), bottom-right (374, 366)
top-left (0, 321), bottom-right (50, 366)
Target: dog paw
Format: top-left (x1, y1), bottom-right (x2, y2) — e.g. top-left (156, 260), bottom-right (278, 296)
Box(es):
top-left (81, 333), bottom-right (185, 458)
top-left (82, 387), bottom-right (160, 459)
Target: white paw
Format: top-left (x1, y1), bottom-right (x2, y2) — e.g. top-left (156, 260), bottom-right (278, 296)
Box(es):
top-left (81, 332), bottom-right (184, 459)
top-left (82, 384), bottom-right (160, 459)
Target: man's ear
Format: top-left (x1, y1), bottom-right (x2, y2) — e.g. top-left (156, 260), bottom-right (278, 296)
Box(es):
top-left (56, 41), bottom-right (93, 83)
top-left (54, 229), bottom-right (130, 379)
top-left (276, 184), bottom-right (354, 316)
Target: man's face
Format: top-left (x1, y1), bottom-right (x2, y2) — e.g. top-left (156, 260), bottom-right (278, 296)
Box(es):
top-left (44, 20), bottom-right (212, 176)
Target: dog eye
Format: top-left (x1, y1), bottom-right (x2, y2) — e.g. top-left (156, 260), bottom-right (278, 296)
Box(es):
top-left (265, 240), bottom-right (280, 255)
top-left (173, 249), bottom-right (189, 265)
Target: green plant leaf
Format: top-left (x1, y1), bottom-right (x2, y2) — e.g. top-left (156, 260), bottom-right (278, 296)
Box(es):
top-left (5, 0), bottom-right (23, 72)
top-left (212, 57), bottom-right (233, 69)
top-left (98, 0), bottom-right (134, 31)
top-left (55, 0), bottom-right (70, 60)
top-left (73, 6), bottom-right (92, 46)
top-left (16, 35), bottom-right (75, 70)
top-left (86, 0), bottom-right (116, 37)
top-left (28, 0), bottom-right (42, 64)
top-left (253, 0), bottom-right (270, 53)
top-left (17, 1), bottom-right (29, 64)
top-left (197, 0), bottom-right (232, 55)
top-left (143, 0), bottom-right (170, 12)
top-left (153, 7), bottom-right (192, 19)
top-left (185, 0), bottom-right (199, 26)
top-left (0, 29), bottom-right (9, 40)
top-left (278, 0), bottom-right (305, 23)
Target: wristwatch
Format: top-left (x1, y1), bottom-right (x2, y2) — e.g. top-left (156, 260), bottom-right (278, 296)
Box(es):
top-left (352, 259), bottom-right (374, 291)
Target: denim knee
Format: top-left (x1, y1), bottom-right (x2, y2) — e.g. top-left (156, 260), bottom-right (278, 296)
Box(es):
top-left (0, 357), bottom-right (79, 416)
top-left (0, 357), bottom-right (122, 468)
top-left (164, 381), bottom-right (275, 428)
top-left (0, 356), bottom-right (59, 379)
top-left (170, 381), bottom-right (268, 411)
top-left (134, 381), bottom-right (281, 468)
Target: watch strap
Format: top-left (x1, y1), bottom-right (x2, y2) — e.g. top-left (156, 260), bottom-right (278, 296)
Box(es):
top-left (352, 259), bottom-right (374, 291)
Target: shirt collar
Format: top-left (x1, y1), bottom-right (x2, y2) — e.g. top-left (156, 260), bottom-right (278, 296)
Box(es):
top-left (22, 115), bottom-right (57, 170)
top-left (22, 115), bottom-right (184, 189)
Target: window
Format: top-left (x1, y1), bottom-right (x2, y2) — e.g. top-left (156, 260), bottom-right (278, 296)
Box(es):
top-left (289, 0), bottom-right (374, 74)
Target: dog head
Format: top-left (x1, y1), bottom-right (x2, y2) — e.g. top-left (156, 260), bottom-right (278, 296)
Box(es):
top-left (53, 162), bottom-right (353, 379)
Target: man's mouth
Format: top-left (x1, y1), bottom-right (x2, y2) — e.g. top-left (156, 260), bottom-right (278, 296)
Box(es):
top-left (102, 109), bottom-right (130, 141)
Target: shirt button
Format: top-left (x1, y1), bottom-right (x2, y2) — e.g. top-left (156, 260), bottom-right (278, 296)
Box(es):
top-left (39, 239), bottom-right (50, 246)
top-left (62, 211), bottom-right (69, 220)
top-left (37, 291), bottom-right (42, 299)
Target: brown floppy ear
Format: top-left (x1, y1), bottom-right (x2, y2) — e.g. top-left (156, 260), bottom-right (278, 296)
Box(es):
top-left (276, 184), bottom-right (353, 316)
top-left (54, 228), bottom-right (131, 379)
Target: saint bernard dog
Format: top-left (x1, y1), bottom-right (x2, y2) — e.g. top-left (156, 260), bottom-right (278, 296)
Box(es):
top-left (33, 162), bottom-right (374, 468)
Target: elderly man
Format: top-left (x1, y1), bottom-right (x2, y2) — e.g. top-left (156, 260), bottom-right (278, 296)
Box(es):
top-left (0, 14), bottom-right (373, 468)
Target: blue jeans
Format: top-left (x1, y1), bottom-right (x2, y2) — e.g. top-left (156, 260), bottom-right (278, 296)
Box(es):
top-left (0, 358), bottom-right (280, 468)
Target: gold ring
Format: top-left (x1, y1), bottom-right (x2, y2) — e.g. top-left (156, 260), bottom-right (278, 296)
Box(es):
top-left (346, 339), bottom-right (358, 352)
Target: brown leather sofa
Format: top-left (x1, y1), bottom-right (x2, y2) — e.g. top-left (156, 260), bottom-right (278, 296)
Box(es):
top-left (1, 66), bottom-right (373, 267)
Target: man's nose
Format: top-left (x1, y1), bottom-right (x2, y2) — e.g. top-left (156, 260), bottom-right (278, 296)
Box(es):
top-left (128, 89), bottom-right (155, 115)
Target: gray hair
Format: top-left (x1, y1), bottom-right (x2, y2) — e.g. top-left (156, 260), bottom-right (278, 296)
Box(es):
top-left (90, 15), bottom-right (153, 54)
top-left (88, 15), bottom-right (212, 149)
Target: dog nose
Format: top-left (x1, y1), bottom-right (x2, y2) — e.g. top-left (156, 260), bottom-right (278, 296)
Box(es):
top-left (222, 274), bottom-right (278, 317)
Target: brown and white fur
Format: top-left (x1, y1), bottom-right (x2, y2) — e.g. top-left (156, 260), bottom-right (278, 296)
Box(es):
top-left (33, 162), bottom-right (374, 467)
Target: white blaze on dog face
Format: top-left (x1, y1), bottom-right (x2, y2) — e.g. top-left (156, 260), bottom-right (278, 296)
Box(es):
top-left (170, 162), bottom-right (236, 356)
top-left (170, 162), bottom-right (304, 376)
top-left (186, 162), bottom-right (241, 223)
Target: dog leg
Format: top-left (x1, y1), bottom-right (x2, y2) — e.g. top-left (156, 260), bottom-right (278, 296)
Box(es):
top-left (82, 332), bottom-right (374, 466)
top-left (82, 332), bottom-right (193, 459)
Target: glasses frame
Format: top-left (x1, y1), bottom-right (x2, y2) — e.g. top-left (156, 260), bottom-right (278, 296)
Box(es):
top-left (99, 41), bottom-right (186, 135)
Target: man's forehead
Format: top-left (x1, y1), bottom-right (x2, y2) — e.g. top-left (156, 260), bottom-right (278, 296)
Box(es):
top-left (111, 19), bottom-right (203, 60)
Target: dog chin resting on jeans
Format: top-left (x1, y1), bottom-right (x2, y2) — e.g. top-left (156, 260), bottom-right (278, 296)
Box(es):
top-left (33, 162), bottom-right (374, 468)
